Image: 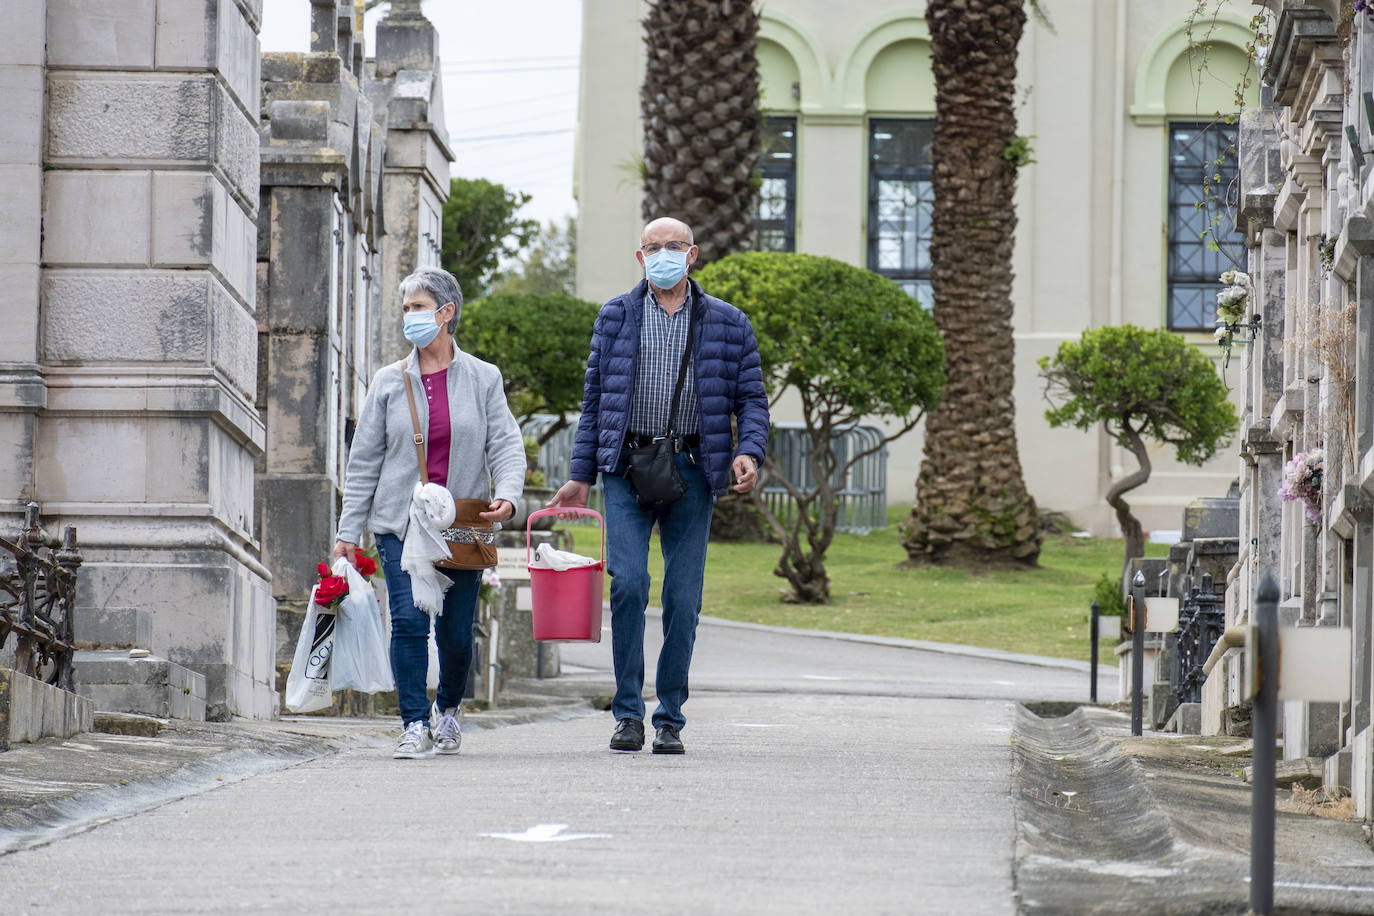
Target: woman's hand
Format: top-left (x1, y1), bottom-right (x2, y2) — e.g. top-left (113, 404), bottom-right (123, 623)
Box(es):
top-left (479, 499), bottom-right (514, 523)
top-left (333, 540), bottom-right (358, 565)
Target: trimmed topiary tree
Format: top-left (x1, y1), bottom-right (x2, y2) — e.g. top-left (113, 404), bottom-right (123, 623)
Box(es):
top-left (456, 291), bottom-right (601, 444)
top-left (1038, 325), bottom-right (1239, 573)
top-left (696, 251), bottom-right (946, 604)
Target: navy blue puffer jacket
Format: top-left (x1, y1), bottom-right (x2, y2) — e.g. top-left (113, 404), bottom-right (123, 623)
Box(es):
top-left (569, 279), bottom-right (770, 495)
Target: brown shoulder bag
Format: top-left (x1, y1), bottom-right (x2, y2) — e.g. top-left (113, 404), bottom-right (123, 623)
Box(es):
top-left (399, 359), bottom-right (498, 570)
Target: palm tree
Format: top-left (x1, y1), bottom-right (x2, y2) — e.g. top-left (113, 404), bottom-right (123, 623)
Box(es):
top-left (641, 0), bottom-right (761, 265)
top-left (902, 0), bottom-right (1042, 566)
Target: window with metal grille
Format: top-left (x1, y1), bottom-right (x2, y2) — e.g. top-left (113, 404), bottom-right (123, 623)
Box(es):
top-left (867, 118), bottom-right (934, 306)
top-left (1167, 122), bottom-right (1246, 332)
top-left (755, 116), bottom-right (797, 252)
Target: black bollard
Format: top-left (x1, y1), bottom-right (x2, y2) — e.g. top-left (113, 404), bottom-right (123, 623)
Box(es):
top-left (1130, 571), bottom-right (1146, 736)
top-left (1090, 600), bottom-right (1100, 704)
top-left (1250, 571), bottom-right (1279, 916)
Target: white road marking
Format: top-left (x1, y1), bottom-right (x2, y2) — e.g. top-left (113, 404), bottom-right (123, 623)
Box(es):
top-left (732, 723), bottom-right (795, 728)
top-left (802, 675), bottom-right (846, 680)
top-left (482, 823), bottom-right (611, 843)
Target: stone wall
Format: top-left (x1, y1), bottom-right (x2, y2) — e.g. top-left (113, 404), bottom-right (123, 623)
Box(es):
top-left (0, 0), bottom-right (277, 720)
top-left (0, 0), bottom-right (454, 722)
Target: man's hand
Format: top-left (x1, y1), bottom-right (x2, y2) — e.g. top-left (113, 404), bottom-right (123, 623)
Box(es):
top-left (479, 499), bottom-right (514, 523)
top-left (731, 455), bottom-right (760, 494)
top-left (332, 540), bottom-right (358, 565)
top-left (548, 480), bottom-right (591, 519)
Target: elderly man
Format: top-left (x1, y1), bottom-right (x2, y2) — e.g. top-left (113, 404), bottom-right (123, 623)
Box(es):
top-left (549, 217), bottom-right (770, 754)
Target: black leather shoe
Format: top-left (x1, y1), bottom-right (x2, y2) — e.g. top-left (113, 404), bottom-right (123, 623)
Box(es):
top-left (652, 725), bottom-right (684, 755)
top-left (609, 718), bottom-right (645, 751)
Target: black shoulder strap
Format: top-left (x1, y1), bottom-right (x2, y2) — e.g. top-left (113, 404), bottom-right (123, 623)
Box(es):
top-left (662, 292), bottom-right (695, 438)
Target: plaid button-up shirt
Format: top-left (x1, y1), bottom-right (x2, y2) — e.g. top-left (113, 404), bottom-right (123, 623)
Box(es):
top-left (628, 286), bottom-right (699, 437)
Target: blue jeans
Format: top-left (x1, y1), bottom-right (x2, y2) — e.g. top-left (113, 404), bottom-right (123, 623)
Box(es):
top-left (603, 446), bottom-right (715, 730)
top-left (375, 532), bottom-right (480, 728)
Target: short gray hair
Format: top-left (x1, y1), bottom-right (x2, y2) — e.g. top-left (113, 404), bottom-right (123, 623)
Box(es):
top-left (398, 266), bottom-right (464, 334)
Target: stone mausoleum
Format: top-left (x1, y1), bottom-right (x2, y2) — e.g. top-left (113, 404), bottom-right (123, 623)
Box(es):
top-left (0, 0), bottom-right (451, 720)
top-left (1204, 0), bottom-right (1374, 826)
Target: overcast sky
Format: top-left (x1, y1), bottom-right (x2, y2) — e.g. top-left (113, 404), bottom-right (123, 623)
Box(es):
top-left (259, 1), bottom-right (582, 229)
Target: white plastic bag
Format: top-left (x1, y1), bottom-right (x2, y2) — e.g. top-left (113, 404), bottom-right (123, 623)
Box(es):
top-left (329, 558), bottom-right (395, 694)
top-left (531, 543), bottom-right (599, 571)
top-left (285, 584), bottom-right (336, 713)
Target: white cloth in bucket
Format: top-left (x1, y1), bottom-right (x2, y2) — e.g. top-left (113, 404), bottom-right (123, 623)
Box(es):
top-left (402, 482), bottom-right (455, 616)
top-left (531, 543), bottom-right (599, 571)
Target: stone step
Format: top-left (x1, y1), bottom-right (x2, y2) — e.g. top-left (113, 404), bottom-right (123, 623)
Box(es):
top-left (72, 650), bottom-right (207, 721)
top-left (73, 607), bottom-right (153, 651)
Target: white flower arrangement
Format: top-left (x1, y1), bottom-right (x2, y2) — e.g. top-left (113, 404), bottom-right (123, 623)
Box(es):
top-left (1215, 272), bottom-right (1251, 325)
top-left (1214, 270), bottom-right (1254, 366)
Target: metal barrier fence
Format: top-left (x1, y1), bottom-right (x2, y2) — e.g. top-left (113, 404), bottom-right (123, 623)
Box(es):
top-left (0, 503), bottom-right (82, 690)
top-left (761, 422), bottom-right (888, 534)
top-left (521, 416), bottom-right (888, 533)
top-left (1171, 572), bottom-right (1226, 707)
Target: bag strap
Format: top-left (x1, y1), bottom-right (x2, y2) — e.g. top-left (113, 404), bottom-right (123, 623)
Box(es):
top-left (398, 358), bottom-right (430, 484)
top-left (660, 291), bottom-right (696, 439)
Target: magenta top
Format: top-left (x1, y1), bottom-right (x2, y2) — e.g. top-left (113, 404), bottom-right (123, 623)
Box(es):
top-left (421, 369), bottom-right (451, 485)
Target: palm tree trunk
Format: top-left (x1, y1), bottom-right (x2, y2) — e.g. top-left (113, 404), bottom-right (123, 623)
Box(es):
top-left (640, 0), bottom-right (761, 265)
top-left (902, 0), bottom-right (1042, 567)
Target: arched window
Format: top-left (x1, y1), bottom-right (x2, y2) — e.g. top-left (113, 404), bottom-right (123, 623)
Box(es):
top-left (1133, 14), bottom-right (1258, 331)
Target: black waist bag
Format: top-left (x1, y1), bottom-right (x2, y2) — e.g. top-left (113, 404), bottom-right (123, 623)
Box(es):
top-left (625, 297), bottom-right (694, 513)
top-left (626, 437), bottom-right (687, 511)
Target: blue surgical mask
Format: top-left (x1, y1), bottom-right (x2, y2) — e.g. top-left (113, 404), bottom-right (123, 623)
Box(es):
top-left (645, 248), bottom-right (689, 289)
top-left (403, 307), bottom-right (445, 348)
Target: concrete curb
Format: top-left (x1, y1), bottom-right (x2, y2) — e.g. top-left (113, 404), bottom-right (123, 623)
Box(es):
top-left (689, 611), bottom-right (1116, 674)
top-left (1011, 703), bottom-right (1374, 915)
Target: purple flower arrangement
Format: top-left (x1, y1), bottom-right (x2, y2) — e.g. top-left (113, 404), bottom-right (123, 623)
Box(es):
top-left (1280, 450), bottom-right (1324, 525)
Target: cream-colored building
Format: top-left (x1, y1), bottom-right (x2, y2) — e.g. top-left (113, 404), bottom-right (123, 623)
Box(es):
top-left (575, 0), bottom-right (1259, 536)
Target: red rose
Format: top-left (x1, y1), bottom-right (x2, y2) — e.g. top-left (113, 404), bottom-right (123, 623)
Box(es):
top-left (317, 561), bottom-right (331, 578)
top-left (314, 574), bottom-right (348, 606)
top-left (356, 555), bottom-right (377, 577)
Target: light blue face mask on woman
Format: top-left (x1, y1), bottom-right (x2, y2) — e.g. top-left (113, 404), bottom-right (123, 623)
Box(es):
top-left (403, 306), bottom-right (447, 348)
top-left (645, 248), bottom-right (689, 289)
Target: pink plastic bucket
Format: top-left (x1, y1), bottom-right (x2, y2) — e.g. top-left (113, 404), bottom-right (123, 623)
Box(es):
top-left (526, 507), bottom-right (605, 643)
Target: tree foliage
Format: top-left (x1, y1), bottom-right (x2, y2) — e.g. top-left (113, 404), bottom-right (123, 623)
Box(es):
top-left (492, 217), bottom-right (577, 297)
top-left (1039, 324), bottom-right (1238, 570)
top-left (456, 292), bottom-right (600, 445)
top-left (440, 177), bottom-right (538, 302)
top-left (696, 252), bottom-right (946, 604)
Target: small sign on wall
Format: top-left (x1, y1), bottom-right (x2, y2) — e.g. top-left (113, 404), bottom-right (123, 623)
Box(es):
top-left (496, 547), bottom-right (531, 581)
top-left (1277, 628), bottom-right (1352, 702)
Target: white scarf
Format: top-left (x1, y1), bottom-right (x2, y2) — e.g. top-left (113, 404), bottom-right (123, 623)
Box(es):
top-left (401, 483), bottom-right (453, 616)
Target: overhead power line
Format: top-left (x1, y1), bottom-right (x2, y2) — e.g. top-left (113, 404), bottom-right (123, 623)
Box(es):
top-left (442, 62), bottom-right (579, 75)
top-left (451, 127), bottom-right (575, 143)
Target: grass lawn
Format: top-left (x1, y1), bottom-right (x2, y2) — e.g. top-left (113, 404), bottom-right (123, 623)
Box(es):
top-left (568, 507), bottom-right (1169, 664)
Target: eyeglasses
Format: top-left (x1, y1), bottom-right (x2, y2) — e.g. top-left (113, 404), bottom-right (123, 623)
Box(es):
top-left (640, 241), bottom-right (693, 255)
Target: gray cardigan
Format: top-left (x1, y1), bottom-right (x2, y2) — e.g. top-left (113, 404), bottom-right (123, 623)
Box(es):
top-left (336, 346), bottom-right (526, 545)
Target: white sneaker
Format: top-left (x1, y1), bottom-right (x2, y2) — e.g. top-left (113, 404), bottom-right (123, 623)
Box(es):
top-left (393, 720), bottom-right (434, 759)
top-left (431, 703), bottom-right (462, 755)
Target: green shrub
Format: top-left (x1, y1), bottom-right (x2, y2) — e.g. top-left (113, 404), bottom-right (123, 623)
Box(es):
top-left (1092, 572), bottom-right (1126, 616)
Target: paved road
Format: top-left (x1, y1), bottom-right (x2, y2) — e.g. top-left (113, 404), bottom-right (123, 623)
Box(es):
top-left (1, 616), bottom-right (1115, 914)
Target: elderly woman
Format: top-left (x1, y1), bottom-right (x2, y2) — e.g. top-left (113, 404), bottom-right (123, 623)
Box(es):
top-left (334, 265), bottom-right (525, 759)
